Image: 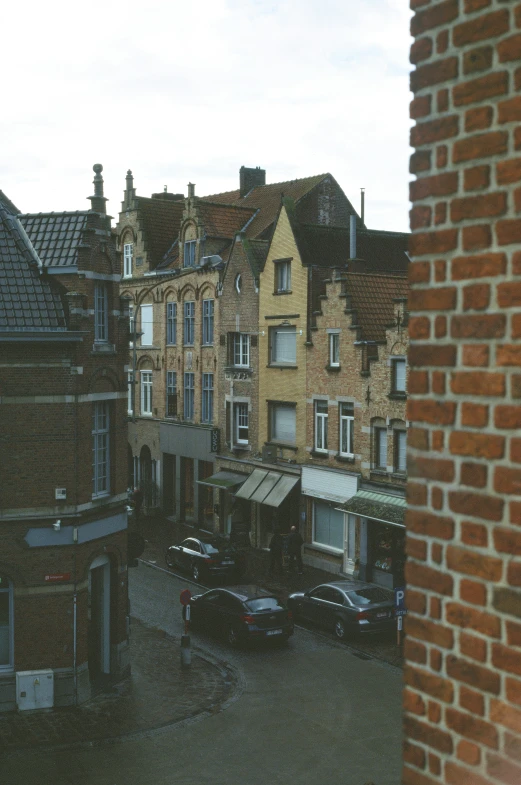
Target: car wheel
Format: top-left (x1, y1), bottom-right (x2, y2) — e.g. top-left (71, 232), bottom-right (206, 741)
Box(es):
top-left (165, 549), bottom-right (175, 569)
top-left (334, 617), bottom-right (347, 640)
top-left (227, 625), bottom-right (240, 647)
top-left (192, 563), bottom-right (201, 582)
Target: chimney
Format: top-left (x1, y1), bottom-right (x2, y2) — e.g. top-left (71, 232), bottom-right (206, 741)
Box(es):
top-left (349, 214), bottom-right (357, 259)
top-left (124, 169), bottom-right (136, 210)
top-left (187, 182), bottom-right (195, 198)
top-left (89, 164), bottom-right (107, 215)
top-left (361, 188), bottom-right (365, 228)
top-left (152, 190), bottom-right (184, 201)
top-left (240, 166), bottom-right (266, 197)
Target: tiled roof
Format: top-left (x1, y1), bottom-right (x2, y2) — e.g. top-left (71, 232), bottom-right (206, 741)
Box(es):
top-left (0, 190), bottom-right (20, 215)
top-left (137, 197), bottom-right (185, 268)
top-left (196, 202), bottom-right (257, 238)
top-left (298, 224), bottom-right (409, 274)
top-left (20, 212), bottom-right (89, 267)
top-left (243, 238), bottom-right (270, 278)
top-left (0, 202), bottom-right (67, 331)
top-left (343, 272), bottom-right (408, 342)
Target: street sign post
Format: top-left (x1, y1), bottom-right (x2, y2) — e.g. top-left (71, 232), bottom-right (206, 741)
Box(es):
top-left (394, 586), bottom-right (407, 646)
top-left (180, 589), bottom-right (192, 667)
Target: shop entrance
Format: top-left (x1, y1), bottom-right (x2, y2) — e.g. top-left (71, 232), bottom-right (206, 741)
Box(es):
top-left (88, 555), bottom-right (111, 679)
top-left (163, 454), bottom-right (176, 516)
top-left (181, 457), bottom-right (194, 521)
top-left (368, 522), bottom-right (405, 589)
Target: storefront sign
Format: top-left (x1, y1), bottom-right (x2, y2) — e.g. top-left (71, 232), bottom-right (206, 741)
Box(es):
top-left (211, 428), bottom-right (220, 453)
top-left (395, 586), bottom-right (407, 616)
top-left (44, 573), bottom-right (71, 583)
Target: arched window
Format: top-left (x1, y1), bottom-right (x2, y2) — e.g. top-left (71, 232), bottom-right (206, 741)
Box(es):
top-left (0, 574), bottom-right (13, 670)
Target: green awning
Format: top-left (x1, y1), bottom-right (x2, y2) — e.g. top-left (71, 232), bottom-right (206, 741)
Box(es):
top-left (235, 468), bottom-right (299, 508)
top-left (340, 490), bottom-right (406, 528)
top-left (197, 471), bottom-right (247, 490)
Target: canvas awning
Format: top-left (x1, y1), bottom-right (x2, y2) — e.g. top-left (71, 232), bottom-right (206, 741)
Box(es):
top-left (340, 490), bottom-right (406, 528)
top-left (196, 471), bottom-right (247, 490)
top-left (234, 468), bottom-right (299, 508)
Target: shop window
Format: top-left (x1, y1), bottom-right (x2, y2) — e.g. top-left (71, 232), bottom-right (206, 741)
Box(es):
top-left (0, 574), bottom-right (13, 670)
top-left (314, 400), bottom-right (328, 452)
top-left (394, 429), bottom-right (407, 474)
top-left (269, 403), bottom-right (296, 445)
top-left (270, 326), bottom-right (296, 365)
top-left (140, 304), bottom-right (153, 346)
top-left (339, 403), bottom-right (354, 457)
top-left (184, 372), bottom-right (195, 420)
top-left (141, 371), bottom-right (153, 416)
top-left (391, 358), bottom-right (406, 394)
top-left (312, 501), bottom-right (343, 551)
top-left (167, 302), bottom-right (177, 345)
top-left (166, 371), bottom-right (177, 417)
top-left (370, 522), bottom-right (406, 589)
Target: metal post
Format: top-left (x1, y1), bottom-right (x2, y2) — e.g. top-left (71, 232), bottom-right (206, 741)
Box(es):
top-left (132, 305), bottom-right (138, 423)
top-left (181, 604), bottom-right (191, 667)
top-left (397, 614), bottom-right (403, 647)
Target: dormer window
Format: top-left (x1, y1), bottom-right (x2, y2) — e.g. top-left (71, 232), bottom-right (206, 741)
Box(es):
top-left (184, 240), bottom-right (196, 268)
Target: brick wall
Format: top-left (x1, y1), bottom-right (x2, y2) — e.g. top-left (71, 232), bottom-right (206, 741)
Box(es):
top-left (406, 2), bottom-right (521, 783)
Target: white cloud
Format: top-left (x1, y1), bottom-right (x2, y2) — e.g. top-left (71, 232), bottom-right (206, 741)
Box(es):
top-left (1, 0), bottom-right (412, 230)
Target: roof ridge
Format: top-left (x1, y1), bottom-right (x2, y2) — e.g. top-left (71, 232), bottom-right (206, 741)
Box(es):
top-left (347, 271), bottom-right (407, 279)
top-left (19, 210), bottom-right (90, 217)
top-left (199, 201), bottom-right (256, 211)
top-left (251, 172), bottom-right (329, 190)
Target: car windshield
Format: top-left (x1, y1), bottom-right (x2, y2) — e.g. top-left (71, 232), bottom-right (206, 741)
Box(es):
top-left (203, 539), bottom-right (232, 554)
top-left (244, 597), bottom-right (284, 612)
top-left (347, 588), bottom-right (392, 605)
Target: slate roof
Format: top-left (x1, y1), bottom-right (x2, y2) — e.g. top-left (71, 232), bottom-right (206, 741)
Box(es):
top-left (20, 212), bottom-right (89, 267)
top-left (244, 238), bottom-right (270, 278)
top-left (0, 201), bottom-right (67, 331)
top-left (196, 202), bottom-right (257, 238)
top-left (137, 197), bottom-right (185, 268)
top-left (343, 272), bottom-right (408, 342)
top-left (0, 190), bottom-right (20, 215)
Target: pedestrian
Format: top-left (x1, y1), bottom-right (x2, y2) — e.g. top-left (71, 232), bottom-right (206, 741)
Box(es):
top-left (131, 486), bottom-right (144, 523)
top-left (287, 525), bottom-right (304, 575)
top-left (268, 530), bottom-right (284, 576)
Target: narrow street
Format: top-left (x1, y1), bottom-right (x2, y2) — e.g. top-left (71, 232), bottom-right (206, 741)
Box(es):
top-left (1, 562), bottom-right (403, 785)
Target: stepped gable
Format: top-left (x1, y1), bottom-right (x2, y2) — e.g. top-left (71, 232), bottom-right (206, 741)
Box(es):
top-left (0, 199), bottom-right (66, 331)
top-left (343, 272), bottom-right (407, 343)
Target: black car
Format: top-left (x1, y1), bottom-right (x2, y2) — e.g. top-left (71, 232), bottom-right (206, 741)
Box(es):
top-left (165, 536), bottom-right (242, 582)
top-left (287, 581), bottom-right (395, 640)
top-left (188, 586), bottom-right (294, 647)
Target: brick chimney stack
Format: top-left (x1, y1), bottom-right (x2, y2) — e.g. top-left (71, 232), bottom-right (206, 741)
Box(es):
top-left (89, 164), bottom-right (107, 215)
top-left (240, 166), bottom-right (266, 197)
top-left (124, 170), bottom-right (136, 210)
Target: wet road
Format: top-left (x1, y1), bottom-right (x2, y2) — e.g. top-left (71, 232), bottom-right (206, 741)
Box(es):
top-left (1, 562), bottom-right (403, 785)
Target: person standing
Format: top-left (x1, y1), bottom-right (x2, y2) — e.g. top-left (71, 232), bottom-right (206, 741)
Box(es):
top-left (287, 525), bottom-right (304, 575)
top-left (268, 530), bottom-right (284, 576)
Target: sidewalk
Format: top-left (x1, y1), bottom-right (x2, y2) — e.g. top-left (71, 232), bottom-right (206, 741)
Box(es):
top-left (0, 618), bottom-right (238, 755)
top-left (136, 512), bottom-right (404, 669)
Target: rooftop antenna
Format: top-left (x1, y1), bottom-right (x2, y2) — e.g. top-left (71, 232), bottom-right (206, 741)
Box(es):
top-left (361, 188), bottom-right (365, 228)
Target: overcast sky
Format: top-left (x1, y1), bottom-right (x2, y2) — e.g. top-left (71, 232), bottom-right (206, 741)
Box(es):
top-left (2, 0), bottom-right (412, 232)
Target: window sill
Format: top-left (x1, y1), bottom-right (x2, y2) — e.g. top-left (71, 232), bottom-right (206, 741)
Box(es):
top-left (388, 392), bottom-right (407, 401)
top-left (391, 472), bottom-right (407, 480)
top-left (201, 343), bottom-right (214, 348)
top-left (273, 290), bottom-right (292, 295)
top-left (310, 449), bottom-right (329, 459)
top-left (265, 441), bottom-right (298, 452)
top-left (309, 542), bottom-right (343, 556)
top-left (91, 343), bottom-right (116, 354)
top-left (370, 468), bottom-right (388, 477)
top-left (335, 454), bottom-right (355, 464)
top-left (92, 492), bottom-right (111, 501)
top-left (267, 364), bottom-right (298, 369)
top-left (325, 364), bottom-right (341, 372)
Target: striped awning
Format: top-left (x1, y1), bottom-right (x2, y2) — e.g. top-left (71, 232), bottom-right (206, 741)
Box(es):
top-left (340, 490), bottom-right (406, 528)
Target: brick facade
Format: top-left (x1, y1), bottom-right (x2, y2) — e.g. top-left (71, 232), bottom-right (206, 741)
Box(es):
top-left (406, 2), bottom-right (521, 782)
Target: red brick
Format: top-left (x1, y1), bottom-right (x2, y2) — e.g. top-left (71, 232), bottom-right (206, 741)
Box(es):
top-left (446, 544), bottom-right (503, 580)
top-left (406, 615), bottom-right (454, 649)
top-left (407, 588), bottom-right (428, 615)
top-left (437, 30), bottom-right (449, 54)
top-left (410, 36), bottom-right (434, 64)
top-left (446, 707), bottom-right (499, 748)
top-left (434, 258), bottom-right (446, 280)
top-left (446, 601), bottom-right (501, 637)
top-left (430, 648), bottom-right (442, 672)
top-left (410, 260), bottom-right (432, 284)
top-left (497, 281), bottom-right (521, 307)
top-left (408, 399), bottom-right (456, 425)
top-left (406, 561), bottom-right (454, 597)
top-left (428, 752), bottom-right (441, 775)
top-left (460, 685), bottom-right (485, 716)
top-left (464, 106), bottom-right (493, 132)
top-left (405, 665), bottom-right (454, 702)
top-left (411, 0), bottom-right (459, 36)
top-left (432, 430), bottom-right (444, 451)
top-left (513, 252), bottom-right (521, 275)
top-left (437, 144), bottom-right (448, 168)
top-left (497, 158), bottom-right (521, 185)
top-left (409, 286), bottom-right (456, 309)
top-left (409, 456), bottom-right (454, 482)
top-left (507, 623), bottom-right (521, 648)
top-left (407, 536), bottom-right (428, 561)
top-left (453, 10), bottom-right (510, 47)
top-left (410, 150), bottom-right (432, 173)
top-left (410, 172), bottom-right (458, 201)
top-left (404, 687), bottom-right (426, 716)
top-left (487, 753), bottom-right (521, 785)
top-left (499, 96), bottom-right (521, 124)
top-left (511, 502), bottom-right (521, 527)
top-left (410, 205), bottom-right (432, 230)
top-left (428, 701), bottom-right (441, 724)
top-left (406, 509), bottom-right (454, 539)
top-left (402, 766), bottom-right (440, 785)
top-left (451, 371), bottom-right (505, 397)
top-left (403, 739), bottom-right (426, 769)
top-left (461, 519), bottom-right (488, 543)
top-left (409, 317), bottom-right (431, 340)
top-left (453, 131), bottom-right (508, 163)
top-left (461, 402), bottom-right (488, 427)
top-left (490, 697), bottom-right (521, 730)
top-left (403, 715), bottom-right (453, 754)
top-left (464, 0), bottom-right (491, 9)
top-left (430, 594), bottom-right (442, 619)
top-left (409, 369), bottom-right (429, 393)
top-left (434, 203), bottom-right (447, 226)
top-left (460, 578), bottom-right (487, 606)
top-left (431, 541), bottom-right (443, 563)
top-left (432, 371), bottom-right (445, 394)
top-left (408, 482), bottom-right (428, 506)
top-left (492, 644), bottom-right (521, 677)
top-left (450, 431), bottom-right (504, 461)
top-left (437, 89), bottom-right (449, 113)
top-left (451, 191), bottom-right (506, 221)
top-left (508, 560), bottom-right (521, 585)
top-left (497, 345), bottom-right (521, 367)
top-left (435, 315), bottom-right (447, 338)
top-left (498, 33), bottom-right (521, 63)
top-left (512, 438), bottom-right (521, 464)
top-left (409, 344), bottom-right (456, 366)
top-left (462, 224), bottom-right (492, 250)
top-left (463, 164), bottom-right (490, 191)
top-left (461, 343), bottom-right (489, 365)
top-left (495, 406), bottom-right (521, 429)
top-left (410, 95), bottom-right (432, 119)
top-left (404, 638), bottom-right (428, 665)
top-left (445, 761), bottom-right (490, 785)
top-left (451, 313), bottom-right (505, 338)
top-left (494, 527), bottom-right (521, 556)
top-left (457, 739), bottom-right (481, 766)
top-left (497, 219), bottom-right (521, 245)
top-left (411, 116), bottom-right (459, 147)
top-left (454, 71), bottom-right (509, 106)
top-left (446, 654), bottom-right (500, 693)
top-left (408, 427), bottom-right (429, 450)
top-left (513, 313), bottom-right (521, 338)
top-left (459, 631), bottom-right (488, 663)
top-left (451, 252), bottom-right (506, 279)
top-left (449, 491), bottom-right (504, 521)
top-left (411, 58), bottom-right (459, 92)
top-left (504, 732), bottom-right (521, 764)
top-left (463, 45), bottom-right (493, 75)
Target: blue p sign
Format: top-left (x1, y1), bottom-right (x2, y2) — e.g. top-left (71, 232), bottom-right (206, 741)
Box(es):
top-left (395, 586), bottom-right (406, 615)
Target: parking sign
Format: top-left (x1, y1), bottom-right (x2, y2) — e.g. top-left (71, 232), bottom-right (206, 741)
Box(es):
top-left (395, 586), bottom-right (407, 616)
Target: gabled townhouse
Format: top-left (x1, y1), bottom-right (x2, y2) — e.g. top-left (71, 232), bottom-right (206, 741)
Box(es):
top-left (0, 166), bottom-right (130, 711)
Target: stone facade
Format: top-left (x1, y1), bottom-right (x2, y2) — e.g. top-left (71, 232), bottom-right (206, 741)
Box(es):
top-left (406, 2), bottom-right (521, 783)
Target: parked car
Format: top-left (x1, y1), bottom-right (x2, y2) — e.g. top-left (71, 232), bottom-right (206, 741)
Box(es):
top-left (165, 536), bottom-right (242, 582)
top-left (188, 586), bottom-right (294, 647)
top-left (287, 581), bottom-right (395, 640)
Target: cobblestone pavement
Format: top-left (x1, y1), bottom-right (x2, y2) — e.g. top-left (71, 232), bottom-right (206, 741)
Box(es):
top-left (0, 618), bottom-right (238, 754)
top-left (136, 512), bottom-right (404, 669)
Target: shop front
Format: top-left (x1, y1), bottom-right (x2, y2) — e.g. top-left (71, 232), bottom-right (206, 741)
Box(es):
top-left (234, 467), bottom-right (300, 549)
top-left (341, 490), bottom-right (406, 589)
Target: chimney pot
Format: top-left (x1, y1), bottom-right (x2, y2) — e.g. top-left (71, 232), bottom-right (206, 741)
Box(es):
top-left (239, 166), bottom-right (266, 197)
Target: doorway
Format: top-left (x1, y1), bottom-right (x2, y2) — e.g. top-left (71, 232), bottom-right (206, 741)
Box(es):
top-left (88, 555), bottom-right (111, 679)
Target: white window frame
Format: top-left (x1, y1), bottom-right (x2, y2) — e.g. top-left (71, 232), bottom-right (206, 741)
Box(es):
top-left (275, 260), bottom-right (291, 293)
top-left (312, 500), bottom-right (344, 553)
top-left (184, 240), bottom-right (196, 268)
top-left (392, 358), bottom-right (407, 393)
top-left (123, 243), bottom-right (133, 278)
top-left (394, 429), bottom-right (407, 473)
top-left (94, 284), bottom-right (108, 342)
top-left (92, 402), bottom-right (110, 496)
top-left (271, 327), bottom-right (296, 365)
top-left (140, 304), bottom-right (153, 346)
top-left (202, 373), bottom-right (214, 423)
top-left (314, 400), bottom-right (328, 452)
top-left (235, 402), bottom-right (249, 444)
top-left (184, 372), bottom-right (195, 420)
top-left (167, 302), bottom-right (177, 345)
top-left (339, 403), bottom-right (354, 457)
top-left (329, 333), bottom-right (340, 367)
top-left (129, 304), bottom-right (134, 345)
top-left (233, 333), bottom-right (250, 367)
top-left (202, 299), bottom-right (214, 345)
top-left (184, 301), bottom-right (195, 345)
top-left (270, 403), bottom-right (296, 445)
top-left (166, 371), bottom-right (177, 417)
top-left (141, 371), bottom-right (153, 416)
top-left (375, 426), bottom-right (388, 470)
top-left (127, 371), bottom-right (134, 415)
top-left (0, 575), bottom-right (14, 671)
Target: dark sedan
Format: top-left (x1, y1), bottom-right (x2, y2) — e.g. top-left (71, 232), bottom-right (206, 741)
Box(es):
top-left (165, 536), bottom-right (242, 582)
top-left (188, 586), bottom-right (294, 647)
top-left (287, 581), bottom-right (395, 640)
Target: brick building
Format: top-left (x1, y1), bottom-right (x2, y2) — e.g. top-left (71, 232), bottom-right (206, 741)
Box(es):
top-left (405, 1), bottom-right (521, 783)
top-left (0, 166), bottom-right (130, 711)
